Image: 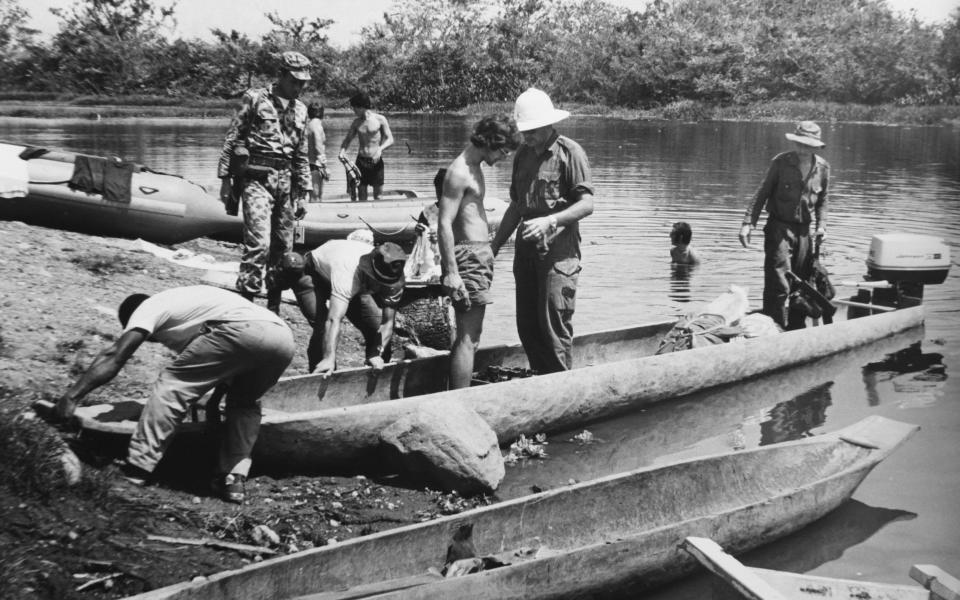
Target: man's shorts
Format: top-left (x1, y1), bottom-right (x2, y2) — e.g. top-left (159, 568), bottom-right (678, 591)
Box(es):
top-left (452, 242), bottom-right (494, 312)
top-left (355, 156), bottom-right (385, 187)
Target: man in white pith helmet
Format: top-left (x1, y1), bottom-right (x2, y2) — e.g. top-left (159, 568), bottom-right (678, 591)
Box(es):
top-left (490, 88), bottom-right (595, 373)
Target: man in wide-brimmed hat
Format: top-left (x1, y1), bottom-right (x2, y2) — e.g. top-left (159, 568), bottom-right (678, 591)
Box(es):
top-left (491, 88), bottom-right (595, 373)
top-left (284, 239), bottom-right (407, 375)
top-left (739, 121), bottom-right (830, 329)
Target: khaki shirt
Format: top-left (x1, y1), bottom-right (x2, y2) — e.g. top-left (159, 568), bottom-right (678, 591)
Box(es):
top-left (744, 151), bottom-right (829, 229)
top-left (509, 132), bottom-right (594, 256)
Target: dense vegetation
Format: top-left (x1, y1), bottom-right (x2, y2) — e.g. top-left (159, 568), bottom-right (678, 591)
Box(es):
top-left (0, 0), bottom-right (958, 112)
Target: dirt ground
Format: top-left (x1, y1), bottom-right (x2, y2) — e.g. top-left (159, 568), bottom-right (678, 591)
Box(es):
top-left (0, 219), bottom-right (493, 599)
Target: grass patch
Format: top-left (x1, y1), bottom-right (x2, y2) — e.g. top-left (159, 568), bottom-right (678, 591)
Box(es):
top-left (69, 94), bottom-right (236, 109)
top-left (0, 406), bottom-right (75, 500)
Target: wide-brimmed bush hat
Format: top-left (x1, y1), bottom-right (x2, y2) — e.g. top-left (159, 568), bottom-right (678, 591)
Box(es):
top-left (785, 121), bottom-right (825, 148)
top-left (514, 88), bottom-right (570, 132)
top-left (359, 242), bottom-right (407, 289)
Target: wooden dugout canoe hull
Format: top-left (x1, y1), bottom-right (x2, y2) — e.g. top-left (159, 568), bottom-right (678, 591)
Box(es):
top-left (682, 537), bottom-right (960, 600)
top-left (250, 304), bottom-right (924, 470)
top-left (126, 416), bottom-right (919, 600)
top-left (66, 305), bottom-right (924, 471)
top-left (1, 142), bottom-right (505, 245)
top-left (66, 319), bottom-right (675, 436)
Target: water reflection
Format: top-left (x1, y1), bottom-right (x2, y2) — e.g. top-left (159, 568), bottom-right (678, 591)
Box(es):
top-left (496, 328), bottom-right (923, 499)
top-left (669, 263), bottom-right (695, 304)
top-left (734, 500), bottom-right (916, 573)
top-left (862, 342), bottom-right (948, 408)
top-left (642, 500), bottom-right (917, 600)
top-left (759, 382), bottom-right (832, 445)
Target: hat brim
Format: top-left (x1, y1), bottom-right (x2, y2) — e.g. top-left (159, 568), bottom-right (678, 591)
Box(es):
top-left (288, 70), bottom-right (312, 81)
top-left (358, 254), bottom-right (404, 289)
top-left (516, 109), bottom-right (570, 132)
top-left (785, 133), bottom-right (824, 147)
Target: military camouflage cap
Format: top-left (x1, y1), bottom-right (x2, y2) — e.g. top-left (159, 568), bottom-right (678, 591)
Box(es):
top-left (280, 51), bottom-right (312, 81)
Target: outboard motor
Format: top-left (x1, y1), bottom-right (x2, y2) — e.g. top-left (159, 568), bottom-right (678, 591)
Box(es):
top-left (850, 233), bottom-right (951, 314)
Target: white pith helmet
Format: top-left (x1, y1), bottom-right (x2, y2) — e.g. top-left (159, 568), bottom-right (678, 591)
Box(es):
top-left (513, 87), bottom-right (570, 132)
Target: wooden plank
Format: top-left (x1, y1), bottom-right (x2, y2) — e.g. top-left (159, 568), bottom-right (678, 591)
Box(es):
top-left (751, 568), bottom-right (928, 600)
top-left (682, 537), bottom-right (790, 600)
top-left (911, 565), bottom-right (960, 600)
top-left (684, 537), bottom-right (934, 600)
top-left (834, 298), bottom-right (898, 312)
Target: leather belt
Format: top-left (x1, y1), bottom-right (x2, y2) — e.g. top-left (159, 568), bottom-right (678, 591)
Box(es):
top-left (249, 154), bottom-right (291, 170)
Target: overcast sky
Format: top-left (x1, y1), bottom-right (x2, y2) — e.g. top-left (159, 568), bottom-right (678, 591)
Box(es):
top-left (25, 0), bottom-right (960, 48)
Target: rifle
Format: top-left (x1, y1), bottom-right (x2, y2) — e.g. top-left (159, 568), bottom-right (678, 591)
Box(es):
top-left (786, 269), bottom-right (836, 322)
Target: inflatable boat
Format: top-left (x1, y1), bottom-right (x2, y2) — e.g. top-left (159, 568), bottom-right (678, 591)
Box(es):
top-left (0, 142), bottom-right (507, 247)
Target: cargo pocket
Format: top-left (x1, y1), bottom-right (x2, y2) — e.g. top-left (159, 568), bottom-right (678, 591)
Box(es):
top-left (549, 257), bottom-right (581, 311)
top-left (258, 107), bottom-right (279, 135)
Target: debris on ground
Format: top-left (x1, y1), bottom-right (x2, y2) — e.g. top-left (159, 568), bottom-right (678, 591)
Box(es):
top-left (504, 433), bottom-right (549, 464)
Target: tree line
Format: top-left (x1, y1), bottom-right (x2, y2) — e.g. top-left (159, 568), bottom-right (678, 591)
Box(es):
top-left (1, 0), bottom-right (957, 111)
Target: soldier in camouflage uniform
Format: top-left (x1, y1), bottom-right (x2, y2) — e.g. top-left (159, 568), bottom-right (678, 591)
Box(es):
top-left (218, 51), bottom-right (312, 310)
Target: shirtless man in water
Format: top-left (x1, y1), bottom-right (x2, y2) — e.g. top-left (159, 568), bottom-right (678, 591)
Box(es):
top-left (438, 115), bottom-right (521, 388)
top-left (338, 91), bottom-right (394, 201)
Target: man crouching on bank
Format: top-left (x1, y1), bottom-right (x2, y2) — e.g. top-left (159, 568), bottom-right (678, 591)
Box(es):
top-left (52, 285), bottom-right (295, 504)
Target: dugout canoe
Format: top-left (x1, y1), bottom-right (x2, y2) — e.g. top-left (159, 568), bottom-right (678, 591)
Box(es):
top-left (682, 537), bottom-right (960, 600)
top-left (0, 142), bottom-right (506, 245)
top-left (126, 415), bottom-right (919, 600)
top-left (249, 304), bottom-right (924, 473)
top-left (60, 302), bottom-right (925, 473)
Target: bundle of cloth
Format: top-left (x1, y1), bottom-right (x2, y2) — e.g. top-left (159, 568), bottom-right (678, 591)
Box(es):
top-left (656, 285), bottom-right (780, 354)
top-left (68, 154), bottom-right (138, 203)
top-left (0, 143), bottom-right (29, 199)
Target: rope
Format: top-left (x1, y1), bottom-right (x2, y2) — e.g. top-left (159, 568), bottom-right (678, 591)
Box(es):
top-left (358, 215), bottom-right (414, 237)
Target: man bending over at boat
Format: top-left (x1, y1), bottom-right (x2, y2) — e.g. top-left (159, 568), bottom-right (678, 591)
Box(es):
top-left (217, 51), bottom-right (312, 312)
top-left (438, 115), bottom-right (520, 388)
top-left (50, 286), bottom-right (295, 504)
top-left (286, 239), bottom-right (407, 376)
top-left (338, 91), bottom-right (394, 201)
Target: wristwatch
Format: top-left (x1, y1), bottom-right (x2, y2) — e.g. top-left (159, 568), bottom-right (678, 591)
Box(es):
top-left (547, 215), bottom-right (558, 234)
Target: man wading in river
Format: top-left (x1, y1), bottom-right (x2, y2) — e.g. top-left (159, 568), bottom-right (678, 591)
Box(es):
top-left (739, 121), bottom-right (830, 330)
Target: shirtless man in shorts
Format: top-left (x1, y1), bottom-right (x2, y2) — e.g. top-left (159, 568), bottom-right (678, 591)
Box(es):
top-left (438, 115), bottom-right (521, 389)
top-left (338, 91), bottom-right (394, 201)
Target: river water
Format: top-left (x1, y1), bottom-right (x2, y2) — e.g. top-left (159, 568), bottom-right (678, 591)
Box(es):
top-left (1, 114), bottom-right (958, 595)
